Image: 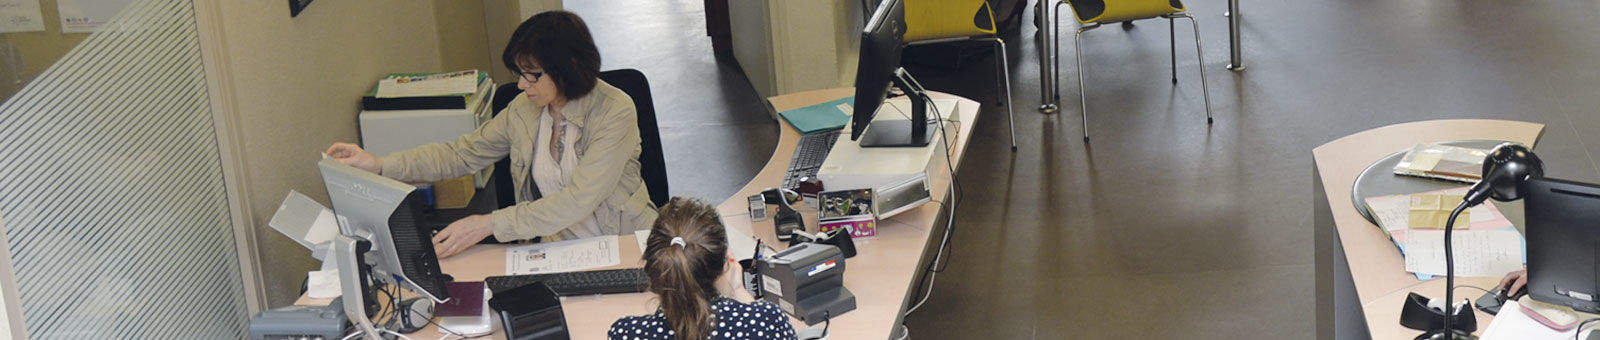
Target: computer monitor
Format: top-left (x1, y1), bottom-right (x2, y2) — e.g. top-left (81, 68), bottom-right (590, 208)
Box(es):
top-left (851, 0), bottom-right (935, 148)
top-left (318, 158), bottom-right (451, 302)
top-left (1523, 176), bottom-right (1600, 313)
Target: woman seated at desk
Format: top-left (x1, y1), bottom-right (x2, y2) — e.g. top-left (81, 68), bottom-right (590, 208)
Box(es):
top-left (326, 10), bottom-right (657, 258)
top-left (610, 197), bottom-right (796, 340)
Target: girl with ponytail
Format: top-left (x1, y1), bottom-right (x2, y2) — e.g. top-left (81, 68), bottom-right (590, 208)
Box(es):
top-left (608, 197), bottom-right (796, 340)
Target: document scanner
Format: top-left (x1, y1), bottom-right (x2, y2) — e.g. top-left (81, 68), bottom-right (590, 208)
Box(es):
top-left (757, 243), bottom-right (856, 325)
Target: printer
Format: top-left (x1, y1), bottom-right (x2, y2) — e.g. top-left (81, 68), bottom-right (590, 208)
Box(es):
top-left (757, 243), bottom-right (856, 325)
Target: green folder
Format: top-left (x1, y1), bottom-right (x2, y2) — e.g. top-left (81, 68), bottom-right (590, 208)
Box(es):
top-left (779, 96), bottom-right (854, 135)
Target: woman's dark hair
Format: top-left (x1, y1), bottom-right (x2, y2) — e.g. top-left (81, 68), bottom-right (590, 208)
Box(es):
top-left (503, 10), bottom-right (602, 99)
top-left (642, 197), bottom-right (728, 340)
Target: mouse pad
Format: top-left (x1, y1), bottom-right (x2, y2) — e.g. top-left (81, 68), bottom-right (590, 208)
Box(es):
top-left (436, 281), bottom-right (484, 317)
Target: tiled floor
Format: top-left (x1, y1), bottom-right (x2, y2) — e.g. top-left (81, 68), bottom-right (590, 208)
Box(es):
top-left (571, 0), bottom-right (1600, 338)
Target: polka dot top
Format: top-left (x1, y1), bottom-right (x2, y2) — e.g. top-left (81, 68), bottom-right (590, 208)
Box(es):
top-left (608, 297), bottom-right (797, 340)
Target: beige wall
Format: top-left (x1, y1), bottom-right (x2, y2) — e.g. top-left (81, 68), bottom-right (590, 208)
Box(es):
top-left (207, 0), bottom-right (494, 307)
top-left (0, 0), bottom-right (90, 103)
top-left (482, 0), bottom-right (563, 84)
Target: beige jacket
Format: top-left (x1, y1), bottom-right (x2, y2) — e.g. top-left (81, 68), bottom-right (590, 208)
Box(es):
top-left (379, 80), bottom-right (658, 242)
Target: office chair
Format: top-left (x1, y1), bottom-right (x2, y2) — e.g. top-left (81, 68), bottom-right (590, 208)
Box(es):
top-left (1046, 0), bottom-right (1215, 142)
top-left (489, 70), bottom-right (670, 210)
top-left (597, 69), bottom-right (670, 208)
top-left (903, 0), bottom-right (1018, 151)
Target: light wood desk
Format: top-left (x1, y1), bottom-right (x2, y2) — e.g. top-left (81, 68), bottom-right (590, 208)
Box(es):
top-left (1312, 119), bottom-right (1544, 339)
top-left (303, 88), bottom-right (981, 339)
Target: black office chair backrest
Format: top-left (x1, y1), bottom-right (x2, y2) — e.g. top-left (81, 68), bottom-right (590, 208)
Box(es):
top-left (599, 69), bottom-right (670, 208)
top-left (487, 70), bottom-right (669, 209)
top-left (490, 83), bottom-right (522, 209)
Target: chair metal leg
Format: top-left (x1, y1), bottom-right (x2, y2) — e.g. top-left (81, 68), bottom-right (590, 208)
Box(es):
top-left (1169, 17), bottom-right (1177, 84)
top-left (1036, 0), bottom-right (1058, 113)
top-left (1073, 26), bottom-right (1094, 142)
top-left (1051, 3), bottom-right (1064, 117)
top-left (991, 37), bottom-right (1018, 151)
top-left (990, 39), bottom-right (1005, 107)
top-left (1178, 14), bottom-right (1215, 124)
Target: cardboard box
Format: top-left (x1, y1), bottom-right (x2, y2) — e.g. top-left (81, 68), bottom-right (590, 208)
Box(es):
top-left (433, 174), bottom-right (476, 209)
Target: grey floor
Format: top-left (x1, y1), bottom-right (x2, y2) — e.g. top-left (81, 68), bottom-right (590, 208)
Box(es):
top-left (571, 0), bottom-right (1600, 338)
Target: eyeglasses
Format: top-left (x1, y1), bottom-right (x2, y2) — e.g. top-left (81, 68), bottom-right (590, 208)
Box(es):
top-left (519, 70), bottom-right (545, 83)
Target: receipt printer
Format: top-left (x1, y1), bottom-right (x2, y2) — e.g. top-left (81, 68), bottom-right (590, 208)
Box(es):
top-left (248, 298), bottom-right (351, 340)
top-left (758, 243), bottom-right (856, 325)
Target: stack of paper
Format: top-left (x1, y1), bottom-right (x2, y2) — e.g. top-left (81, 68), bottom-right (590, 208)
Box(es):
top-left (1393, 143), bottom-right (1492, 183)
top-left (1364, 186), bottom-right (1525, 279)
top-left (375, 70), bottom-right (481, 98)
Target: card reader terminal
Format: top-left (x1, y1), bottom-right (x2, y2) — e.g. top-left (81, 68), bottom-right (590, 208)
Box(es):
top-left (757, 243), bottom-right (856, 325)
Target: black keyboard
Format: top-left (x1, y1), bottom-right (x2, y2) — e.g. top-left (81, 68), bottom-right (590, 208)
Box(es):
top-left (484, 268), bottom-right (650, 296)
top-left (783, 129), bottom-right (841, 189)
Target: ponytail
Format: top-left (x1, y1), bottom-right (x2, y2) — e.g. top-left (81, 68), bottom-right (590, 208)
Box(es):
top-left (643, 198), bottom-right (728, 340)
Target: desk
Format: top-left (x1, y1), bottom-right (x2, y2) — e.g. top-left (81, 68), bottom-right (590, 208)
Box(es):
top-left (302, 88), bottom-right (981, 339)
top-left (1312, 119), bottom-right (1544, 339)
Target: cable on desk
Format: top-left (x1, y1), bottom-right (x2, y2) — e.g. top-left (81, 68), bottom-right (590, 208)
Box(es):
top-left (904, 96), bottom-right (966, 316)
top-left (802, 311), bottom-right (831, 340)
top-left (1577, 318), bottom-right (1600, 340)
top-left (1452, 285), bottom-right (1493, 296)
top-left (423, 310), bottom-right (491, 340)
top-left (924, 98), bottom-right (962, 274)
top-left (339, 331), bottom-right (365, 340)
top-left (382, 328), bottom-right (417, 340)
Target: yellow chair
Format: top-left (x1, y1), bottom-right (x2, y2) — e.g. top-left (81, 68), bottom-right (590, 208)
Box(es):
top-left (904, 0), bottom-right (1017, 151)
top-left (1047, 0), bottom-right (1215, 142)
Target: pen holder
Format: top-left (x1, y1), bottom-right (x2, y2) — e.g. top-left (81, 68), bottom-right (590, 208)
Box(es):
top-left (1399, 292), bottom-right (1476, 338)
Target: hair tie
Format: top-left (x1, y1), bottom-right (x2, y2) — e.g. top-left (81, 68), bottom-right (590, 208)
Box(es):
top-left (670, 237), bottom-right (687, 248)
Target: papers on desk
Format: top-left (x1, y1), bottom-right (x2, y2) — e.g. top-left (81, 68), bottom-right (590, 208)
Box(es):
top-left (1402, 229), bottom-right (1524, 277)
top-left (1364, 186), bottom-right (1524, 279)
top-left (1480, 300), bottom-right (1588, 340)
top-left (505, 235), bottom-right (621, 275)
top-left (632, 226), bottom-right (762, 261)
top-left (268, 190), bottom-right (341, 261)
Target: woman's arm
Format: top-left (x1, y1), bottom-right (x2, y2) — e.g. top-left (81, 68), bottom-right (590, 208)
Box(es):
top-left (378, 105), bottom-right (516, 183)
top-left (489, 97), bottom-right (639, 240)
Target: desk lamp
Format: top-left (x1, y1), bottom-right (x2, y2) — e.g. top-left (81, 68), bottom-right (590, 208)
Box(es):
top-left (1424, 143), bottom-right (1542, 340)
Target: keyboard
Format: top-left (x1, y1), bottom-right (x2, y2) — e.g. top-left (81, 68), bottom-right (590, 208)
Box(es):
top-left (783, 129), bottom-right (842, 189)
top-left (484, 268), bottom-right (650, 296)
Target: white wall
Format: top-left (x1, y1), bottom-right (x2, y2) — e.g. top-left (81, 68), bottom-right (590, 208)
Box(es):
top-left (730, 0), bottom-right (861, 98)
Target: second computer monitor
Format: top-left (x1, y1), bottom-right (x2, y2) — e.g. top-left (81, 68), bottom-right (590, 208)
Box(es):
top-left (319, 158), bottom-right (450, 302)
top-left (1524, 176), bottom-right (1600, 313)
top-left (851, 0), bottom-right (934, 148)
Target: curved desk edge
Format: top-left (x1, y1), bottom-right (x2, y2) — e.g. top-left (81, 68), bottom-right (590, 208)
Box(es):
top-left (1313, 119), bottom-right (1545, 340)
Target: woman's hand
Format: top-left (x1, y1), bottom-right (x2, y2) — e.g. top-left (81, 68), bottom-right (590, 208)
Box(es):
top-left (325, 143), bottom-right (381, 174)
top-left (720, 251), bottom-right (757, 302)
top-left (432, 214), bottom-right (494, 259)
top-left (1498, 269), bottom-right (1529, 297)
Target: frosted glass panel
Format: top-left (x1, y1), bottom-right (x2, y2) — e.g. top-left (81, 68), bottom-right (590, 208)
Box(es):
top-left (0, 0), bottom-right (248, 338)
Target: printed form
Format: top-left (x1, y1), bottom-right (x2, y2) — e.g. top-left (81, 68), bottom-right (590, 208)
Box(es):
top-left (505, 235), bottom-right (621, 275)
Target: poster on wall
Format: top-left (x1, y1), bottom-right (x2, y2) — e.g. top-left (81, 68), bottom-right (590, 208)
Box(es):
top-left (57, 0), bottom-right (137, 33)
top-left (0, 0), bottom-right (45, 33)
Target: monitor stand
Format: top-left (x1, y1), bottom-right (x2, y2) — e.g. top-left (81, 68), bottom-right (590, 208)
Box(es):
top-left (335, 235), bottom-right (386, 340)
top-left (861, 71), bottom-right (934, 148)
